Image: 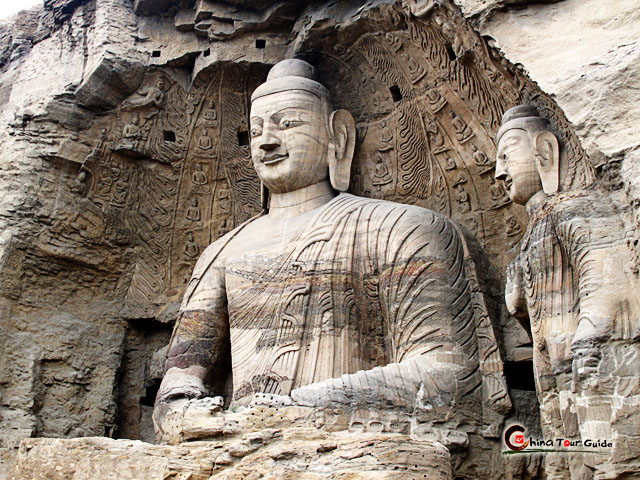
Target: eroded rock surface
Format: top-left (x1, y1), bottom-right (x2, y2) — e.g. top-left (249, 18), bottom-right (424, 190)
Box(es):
top-left (9, 426), bottom-right (454, 480)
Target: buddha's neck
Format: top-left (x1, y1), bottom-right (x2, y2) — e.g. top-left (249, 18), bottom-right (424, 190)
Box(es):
top-left (268, 181), bottom-right (337, 219)
top-left (525, 190), bottom-right (548, 216)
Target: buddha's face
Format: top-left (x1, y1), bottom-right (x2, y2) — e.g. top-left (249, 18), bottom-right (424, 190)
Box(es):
top-left (495, 128), bottom-right (542, 205)
top-left (250, 90), bottom-right (330, 194)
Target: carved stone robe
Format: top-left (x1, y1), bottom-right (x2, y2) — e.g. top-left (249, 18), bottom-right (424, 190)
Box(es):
top-left (164, 194), bottom-right (509, 430)
top-left (508, 189), bottom-right (640, 478)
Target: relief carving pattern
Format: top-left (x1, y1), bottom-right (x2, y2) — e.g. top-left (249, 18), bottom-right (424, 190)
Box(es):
top-left (71, 66), bottom-right (263, 316)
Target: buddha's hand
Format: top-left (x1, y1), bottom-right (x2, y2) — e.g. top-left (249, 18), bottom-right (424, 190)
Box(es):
top-left (249, 392), bottom-right (293, 408)
top-left (186, 396), bottom-right (225, 415)
top-left (153, 396), bottom-right (224, 444)
top-left (153, 397), bottom-right (190, 444)
top-left (571, 340), bottom-right (601, 392)
top-left (505, 259), bottom-right (527, 321)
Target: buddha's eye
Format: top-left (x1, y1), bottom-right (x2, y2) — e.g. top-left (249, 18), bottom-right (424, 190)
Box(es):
top-left (280, 119), bottom-right (291, 129)
top-left (502, 153), bottom-right (507, 160)
top-left (250, 127), bottom-right (261, 137)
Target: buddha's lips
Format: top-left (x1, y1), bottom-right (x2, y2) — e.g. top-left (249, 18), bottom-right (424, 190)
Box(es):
top-left (262, 154), bottom-right (288, 165)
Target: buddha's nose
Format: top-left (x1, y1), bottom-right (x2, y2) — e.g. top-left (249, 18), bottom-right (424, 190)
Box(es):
top-left (259, 123), bottom-right (280, 151)
top-left (495, 157), bottom-right (508, 182)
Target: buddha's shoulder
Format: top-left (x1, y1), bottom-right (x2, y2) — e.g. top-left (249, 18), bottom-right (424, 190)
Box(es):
top-left (337, 193), bottom-right (453, 227)
top-left (190, 214), bottom-right (266, 275)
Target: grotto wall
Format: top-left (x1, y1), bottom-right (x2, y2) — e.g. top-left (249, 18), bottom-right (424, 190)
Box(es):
top-left (458, 0), bottom-right (640, 268)
top-left (0, 0), bottom-right (638, 478)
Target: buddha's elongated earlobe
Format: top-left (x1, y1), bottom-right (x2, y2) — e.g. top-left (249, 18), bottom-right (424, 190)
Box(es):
top-left (328, 109), bottom-right (356, 192)
top-left (534, 131), bottom-right (560, 195)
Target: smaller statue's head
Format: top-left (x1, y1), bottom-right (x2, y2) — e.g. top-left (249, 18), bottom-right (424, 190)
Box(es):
top-left (250, 59), bottom-right (356, 194)
top-left (495, 105), bottom-right (560, 205)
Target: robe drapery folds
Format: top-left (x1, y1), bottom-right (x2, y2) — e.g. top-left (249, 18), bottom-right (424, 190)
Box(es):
top-left (163, 194), bottom-right (509, 429)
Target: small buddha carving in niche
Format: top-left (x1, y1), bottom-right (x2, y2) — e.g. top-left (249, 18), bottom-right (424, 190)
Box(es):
top-left (449, 110), bottom-right (473, 144)
top-left (455, 183), bottom-right (471, 213)
top-left (203, 100), bottom-right (218, 124)
top-left (183, 232), bottom-right (199, 259)
top-left (111, 173), bottom-right (130, 207)
top-left (154, 59), bottom-right (509, 453)
top-left (496, 105), bottom-right (640, 479)
top-left (121, 113), bottom-right (142, 150)
top-left (197, 128), bottom-right (212, 151)
top-left (488, 178), bottom-right (510, 209)
top-left (70, 171), bottom-right (88, 196)
top-left (445, 156), bottom-right (456, 170)
top-left (427, 119), bottom-right (446, 153)
top-left (471, 144), bottom-right (493, 175)
top-left (185, 197), bottom-right (201, 223)
top-left (192, 163), bottom-right (208, 185)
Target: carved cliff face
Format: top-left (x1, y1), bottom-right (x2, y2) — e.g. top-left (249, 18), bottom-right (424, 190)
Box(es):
top-left (250, 90), bottom-right (330, 194)
top-left (495, 128), bottom-right (543, 205)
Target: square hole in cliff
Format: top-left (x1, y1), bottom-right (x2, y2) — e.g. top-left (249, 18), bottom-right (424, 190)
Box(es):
top-left (152, 50), bottom-right (161, 58)
top-left (446, 45), bottom-right (456, 61)
top-left (163, 130), bottom-right (176, 142)
top-left (256, 39), bottom-right (266, 49)
top-left (389, 85), bottom-right (402, 102)
top-left (504, 361), bottom-right (536, 391)
top-left (237, 130), bottom-right (249, 147)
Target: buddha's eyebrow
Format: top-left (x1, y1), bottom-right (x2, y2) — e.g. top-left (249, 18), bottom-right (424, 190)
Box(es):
top-left (502, 135), bottom-right (522, 148)
top-left (250, 116), bottom-right (263, 125)
top-left (270, 107), bottom-right (306, 123)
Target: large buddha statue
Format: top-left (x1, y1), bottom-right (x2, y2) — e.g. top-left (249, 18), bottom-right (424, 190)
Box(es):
top-left (496, 105), bottom-right (640, 479)
top-left (153, 59), bottom-right (509, 453)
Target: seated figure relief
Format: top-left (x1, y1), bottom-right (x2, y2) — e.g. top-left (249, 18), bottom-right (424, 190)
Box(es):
top-left (153, 59), bottom-right (510, 452)
top-left (496, 105), bottom-right (640, 479)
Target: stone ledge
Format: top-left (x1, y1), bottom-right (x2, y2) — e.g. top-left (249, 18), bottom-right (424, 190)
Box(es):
top-left (8, 433), bottom-right (453, 480)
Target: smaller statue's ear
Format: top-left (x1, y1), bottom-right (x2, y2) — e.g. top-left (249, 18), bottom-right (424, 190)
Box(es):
top-left (534, 131), bottom-right (560, 195)
top-left (328, 109), bottom-right (356, 192)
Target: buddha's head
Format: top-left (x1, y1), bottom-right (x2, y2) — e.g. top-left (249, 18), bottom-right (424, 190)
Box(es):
top-left (250, 59), bottom-right (356, 194)
top-left (495, 105), bottom-right (561, 205)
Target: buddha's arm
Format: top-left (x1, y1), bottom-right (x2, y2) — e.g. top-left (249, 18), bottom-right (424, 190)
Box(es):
top-left (290, 356), bottom-right (468, 422)
top-left (153, 262), bottom-right (229, 434)
top-left (552, 201), bottom-right (631, 378)
top-left (292, 212), bottom-right (481, 420)
top-left (505, 256), bottom-right (530, 334)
